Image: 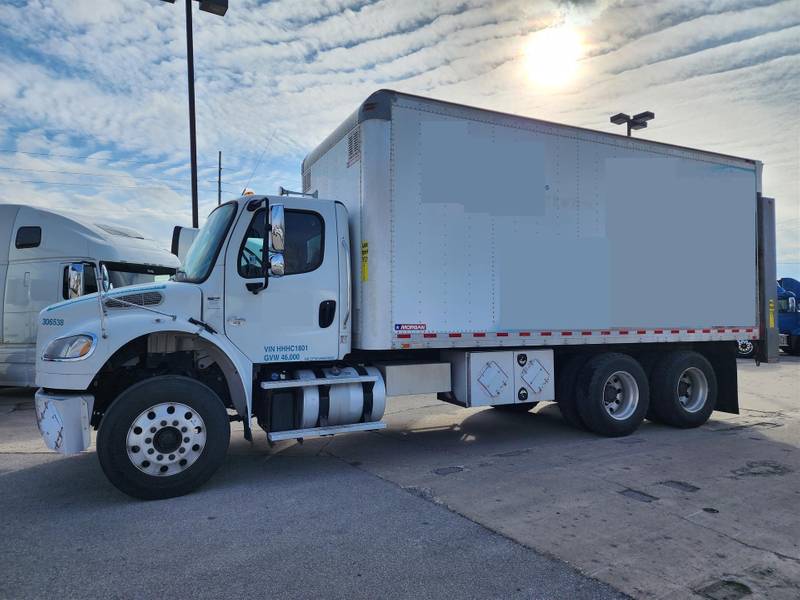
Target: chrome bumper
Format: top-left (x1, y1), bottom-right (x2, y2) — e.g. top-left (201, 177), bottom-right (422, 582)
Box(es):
top-left (779, 333), bottom-right (789, 347)
top-left (35, 389), bottom-right (95, 454)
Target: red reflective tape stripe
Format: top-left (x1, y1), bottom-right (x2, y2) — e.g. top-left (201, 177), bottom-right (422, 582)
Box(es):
top-left (541, 332), bottom-right (552, 336)
top-left (473, 332), bottom-right (486, 338)
top-left (654, 329), bottom-right (664, 334)
top-left (423, 333), bottom-right (436, 338)
top-left (670, 329), bottom-right (680, 334)
top-left (745, 328), bottom-right (753, 333)
top-left (601, 330), bottom-right (611, 335)
top-left (520, 332), bottom-right (530, 337)
top-left (581, 331), bottom-right (592, 336)
top-left (731, 328), bottom-right (740, 333)
top-left (561, 331), bottom-right (573, 336)
top-left (636, 330), bottom-right (646, 335)
top-left (687, 329), bottom-right (696, 333)
top-left (702, 329), bottom-right (711, 333)
top-left (397, 334), bottom-right (411, 339)
top-left (448, 333), bottom-right (462, 338)
top-left (717, 328), bottom-right (726, 333)
top-left (496, 332), bottom-right (508, 337)
top-left (619, 330), bottom-right (629, 335)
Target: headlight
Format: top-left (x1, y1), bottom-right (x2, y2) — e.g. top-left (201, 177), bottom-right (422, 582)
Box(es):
top-left (42, 334), bottom-right (97, 361)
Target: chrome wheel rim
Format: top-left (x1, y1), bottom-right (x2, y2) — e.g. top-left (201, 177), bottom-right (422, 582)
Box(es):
top-left (676, 367), bottom-right (708, 413)
top-left (737, 340), bottom-right (753, 356)
top-left (127, 403), bottom-right (206, 477)
top-left (602, 371), bottom-right (639, 421)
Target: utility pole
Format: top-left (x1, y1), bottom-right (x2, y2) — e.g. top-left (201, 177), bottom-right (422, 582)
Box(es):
top-left (217, 150), bottom-right (222, 205)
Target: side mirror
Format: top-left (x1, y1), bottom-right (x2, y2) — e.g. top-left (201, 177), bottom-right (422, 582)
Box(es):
top-left (67, 263), bottom-right (85, 298)
top-left (99, 264), bottom-right (111, 292)
top-left (269, 204), bottom-right (285, 278)
top-left (269, 204), bottom-right (285, 252)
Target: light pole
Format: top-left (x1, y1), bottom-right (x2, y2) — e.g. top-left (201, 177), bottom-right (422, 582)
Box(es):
top-left (161, 0), bottom-right (228, 228)
top-left (610, 111), bottom-right (655, 137)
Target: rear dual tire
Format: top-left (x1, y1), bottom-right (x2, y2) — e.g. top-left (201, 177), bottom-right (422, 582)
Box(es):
top-left (648, 351), bottom-right (717, 428)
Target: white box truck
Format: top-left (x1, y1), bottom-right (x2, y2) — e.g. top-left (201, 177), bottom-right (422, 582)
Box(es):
top-left (0, 204), bottom-right (179, 387)
top-left (33, 91), bottom-right (778, 499)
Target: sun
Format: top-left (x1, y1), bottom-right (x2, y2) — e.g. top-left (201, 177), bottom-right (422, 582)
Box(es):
top-left (524, 25), bottom-right (584, 87)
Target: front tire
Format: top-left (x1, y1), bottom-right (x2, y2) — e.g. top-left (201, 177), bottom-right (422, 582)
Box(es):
top-left (575, 353), bottom-right (649, 437)
top-left (649, 351), bottom-right (717, 428)
top-left (97, 375), bottom-right (230, 500)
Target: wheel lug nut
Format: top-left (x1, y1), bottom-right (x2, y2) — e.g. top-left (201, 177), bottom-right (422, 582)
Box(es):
top-left (157, 454), bottom-right (163, 460)
top-left (172, 420), bottom-right (178, 426)
top-left (160, 420), bottom-right (167, 427)
top-left (179, 447), bottom-right (185, 454)
top-left (184, 437), bottom-right (190, 443)
top-left (181, 427), bottom-right (187, 433)
top-left (147, 449), bottom-right (154, 455)
top-left (150, 427), bottom-right (156, 433)
top-left (169, 454), bottom-right (175, 460)
top-left (145, 438), bottom-right (152, 444)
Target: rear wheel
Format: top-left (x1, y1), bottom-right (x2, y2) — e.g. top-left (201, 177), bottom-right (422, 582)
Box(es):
top-left (97, 375), bottom-right (230, 500)
top-left (556, 355), bottom-right (590, 430)
top-left (649, 351), bottom-right (717, 428)
top-left (575, 353), bottom-right (649, 437)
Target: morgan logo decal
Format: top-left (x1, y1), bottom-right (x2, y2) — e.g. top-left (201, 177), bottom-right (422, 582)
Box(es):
top-left (394, 323), bottom-right (427, 331)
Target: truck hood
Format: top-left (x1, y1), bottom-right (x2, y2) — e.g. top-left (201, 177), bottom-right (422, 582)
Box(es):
top-left (37, 281), bottom-right (203, 357)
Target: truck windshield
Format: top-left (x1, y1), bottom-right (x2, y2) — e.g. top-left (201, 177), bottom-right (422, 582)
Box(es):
top-left (102, 262), bottom-right (176, 289)
top-left (176, 202), bottom-right (237, 283)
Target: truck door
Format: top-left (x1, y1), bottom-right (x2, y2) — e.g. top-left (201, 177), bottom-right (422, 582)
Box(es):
top-left (223, 199), bottom-right (341, 364)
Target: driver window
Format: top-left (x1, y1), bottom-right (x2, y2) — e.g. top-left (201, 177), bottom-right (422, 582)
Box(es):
top-left (238, 209), bottom-right (324, 278)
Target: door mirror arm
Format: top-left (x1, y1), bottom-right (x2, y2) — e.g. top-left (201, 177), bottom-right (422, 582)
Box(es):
top-left (247, 203), bottom-right (270, 295)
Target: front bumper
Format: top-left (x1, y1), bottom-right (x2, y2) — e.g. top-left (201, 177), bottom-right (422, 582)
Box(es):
top-left (35, 389), bottom-right (95, 454)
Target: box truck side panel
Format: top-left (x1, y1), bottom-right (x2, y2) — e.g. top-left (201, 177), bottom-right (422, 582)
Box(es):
top-left (387, 102), bottom-right (757, 342)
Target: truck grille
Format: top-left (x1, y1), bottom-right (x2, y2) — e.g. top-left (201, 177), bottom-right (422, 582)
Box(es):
top-left (104, 291), bottom-right (164, 309)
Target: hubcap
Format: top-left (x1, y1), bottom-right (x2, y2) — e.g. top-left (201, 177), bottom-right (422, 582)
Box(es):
top-left (602, 371), bottom-right (639, 421)
top-left (737, 340), bottom-right (754, 356)
top-left (127, 403), bottom-right (206, 477)
top-left (676, 367), bottom-right (708, 413)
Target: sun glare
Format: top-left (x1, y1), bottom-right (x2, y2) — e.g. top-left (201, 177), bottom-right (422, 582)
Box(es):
top-left (525, 25), bottom-right (584, 87)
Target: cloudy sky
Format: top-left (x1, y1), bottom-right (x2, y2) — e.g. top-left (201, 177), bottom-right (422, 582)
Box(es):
top-left (0, 0), bottom-right (797, 276)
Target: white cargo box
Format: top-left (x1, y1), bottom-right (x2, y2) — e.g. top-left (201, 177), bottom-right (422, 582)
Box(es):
top-left (303, 91), bottom-right (760, 351)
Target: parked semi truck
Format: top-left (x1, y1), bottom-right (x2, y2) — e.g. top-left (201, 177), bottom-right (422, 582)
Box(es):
top-left (34, 91), bottom-right (778, 499)
top-left (0, 204), bottom-right (179, 387)
top-left (777, 278), bottom-right (800, 354)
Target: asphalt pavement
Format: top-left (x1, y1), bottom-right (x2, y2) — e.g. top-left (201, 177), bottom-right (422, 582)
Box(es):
top-left (2, 356), bottom-right (799, 599)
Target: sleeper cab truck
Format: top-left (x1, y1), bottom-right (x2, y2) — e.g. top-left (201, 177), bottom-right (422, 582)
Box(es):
top-left (776, 278), bottom-right (800, 355)
top-left (0, 204), bottom-right (179, 388)
top-left (34, 91), bottom-right (779, 499)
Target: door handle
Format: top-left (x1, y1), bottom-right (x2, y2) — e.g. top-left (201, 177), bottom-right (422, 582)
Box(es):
top-left (319, 300), bottom-right (336, 328)
top-left (228, 316), bottom-right (246, 326)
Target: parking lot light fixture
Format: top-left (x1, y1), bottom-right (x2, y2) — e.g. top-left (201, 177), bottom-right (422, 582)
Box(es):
top-left (159, 0), bottom-right (228, 228)
top-left (610, 110), bottom-right (655, 137)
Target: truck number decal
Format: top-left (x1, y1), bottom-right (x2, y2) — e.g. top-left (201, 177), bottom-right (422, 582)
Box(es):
top-left (41, 318), bottom-right (64, 326)
top-left (361, 241), bottom-right (369, 282)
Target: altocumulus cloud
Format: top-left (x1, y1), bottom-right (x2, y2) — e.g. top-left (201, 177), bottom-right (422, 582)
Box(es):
top-left (0, 0), bottom-right (797, 275)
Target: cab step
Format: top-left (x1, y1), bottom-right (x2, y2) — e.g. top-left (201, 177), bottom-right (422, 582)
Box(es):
top-left (267, 421), bottom-right (386, 442)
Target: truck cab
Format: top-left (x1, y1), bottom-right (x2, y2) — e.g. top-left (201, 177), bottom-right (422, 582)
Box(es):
top-left (33, 194), bottom-right (374, 499)
top-left (1, 204), bottom-right (178, 387)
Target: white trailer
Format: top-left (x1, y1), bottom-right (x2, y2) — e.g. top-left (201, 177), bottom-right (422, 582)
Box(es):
top-left (0, 204), bottom-right (179, 387)
top-left (33, 91), bottom-right (778, 499)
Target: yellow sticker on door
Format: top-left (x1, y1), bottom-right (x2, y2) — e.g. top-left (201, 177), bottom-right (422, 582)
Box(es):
top-left (361, 241), bottom-right (369, 282)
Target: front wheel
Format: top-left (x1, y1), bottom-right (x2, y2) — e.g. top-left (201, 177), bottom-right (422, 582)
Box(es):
top-left (736, 339), bottom-right (755, 358)
top-left (97, 375), bottom-right (231, 500)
